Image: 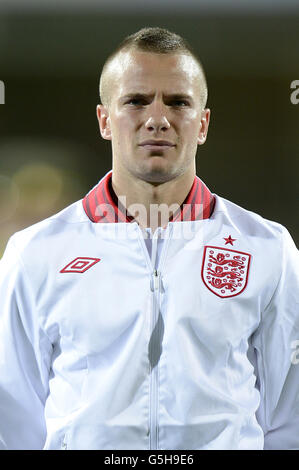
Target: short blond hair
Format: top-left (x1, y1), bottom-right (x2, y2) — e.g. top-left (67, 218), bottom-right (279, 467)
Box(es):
top-left (99, 27), bottom-right (208, 109)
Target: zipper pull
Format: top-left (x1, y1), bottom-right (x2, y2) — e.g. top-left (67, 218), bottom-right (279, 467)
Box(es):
top-left (150, 269), bottom-right (162, 292)
top-left (153, 269), bottom-right (159, 290)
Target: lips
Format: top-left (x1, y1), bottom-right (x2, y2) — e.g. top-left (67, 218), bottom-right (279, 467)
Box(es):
top-left (139, 140), bottom-right (175, 148)
top-left (140, 140), bottom-right (175, 151)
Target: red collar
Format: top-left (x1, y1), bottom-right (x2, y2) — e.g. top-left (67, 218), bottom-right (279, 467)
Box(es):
top-left (82, 170), bottom-right (215, 223)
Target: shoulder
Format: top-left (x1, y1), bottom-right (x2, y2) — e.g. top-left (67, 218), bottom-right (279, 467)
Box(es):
top-left (212, 195), bottom-right (298, 305)
top-left (6, 198), bottom-right (89, 260)
top-left (213, 194), bottom-right (291, 243)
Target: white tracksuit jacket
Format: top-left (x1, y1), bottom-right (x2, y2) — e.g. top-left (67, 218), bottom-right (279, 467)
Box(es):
top-left (0, 169), bottom-right (298, 450)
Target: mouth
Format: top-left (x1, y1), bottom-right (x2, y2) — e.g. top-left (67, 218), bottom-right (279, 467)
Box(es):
top-left (140, 144), bottom-right (175, 150)
top-left (139, 141), bottom-right (176, 151)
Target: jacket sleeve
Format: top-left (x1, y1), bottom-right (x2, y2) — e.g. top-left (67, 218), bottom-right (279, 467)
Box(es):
top-left (251, 226), bottom-right (299, 449)
top-left (0, 235), bottom-right (52, 449)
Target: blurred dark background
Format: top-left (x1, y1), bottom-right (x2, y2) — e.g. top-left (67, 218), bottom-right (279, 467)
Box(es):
top-left (0, 1), bottom-right (298, 255)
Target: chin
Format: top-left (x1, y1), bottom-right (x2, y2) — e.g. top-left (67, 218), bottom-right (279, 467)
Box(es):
top-left (136, 164), bottom-right (177, 184)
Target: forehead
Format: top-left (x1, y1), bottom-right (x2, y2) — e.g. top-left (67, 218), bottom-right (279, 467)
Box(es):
top-left (108, 50), bottom-right (201, 98)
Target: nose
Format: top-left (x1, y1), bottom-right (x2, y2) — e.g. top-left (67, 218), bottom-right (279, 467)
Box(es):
top-left (144, 102), bottom-right (170, 132)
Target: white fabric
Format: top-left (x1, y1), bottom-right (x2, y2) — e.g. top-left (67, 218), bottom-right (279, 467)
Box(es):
top-left (0, 194), bottom-right (298, 450)
top-left (142, 227), bottom-right (164, 269)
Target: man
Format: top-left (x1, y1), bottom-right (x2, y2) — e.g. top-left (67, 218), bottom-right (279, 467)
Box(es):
top-left (0, 27), bottom-right (298, 450)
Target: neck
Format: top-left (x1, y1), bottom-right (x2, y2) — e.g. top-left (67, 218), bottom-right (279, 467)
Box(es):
top-left (111, 165), bottom-right (196, 232)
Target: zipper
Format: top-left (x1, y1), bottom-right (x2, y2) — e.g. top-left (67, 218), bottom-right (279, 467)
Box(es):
top-left (61, 434), bottom-right (67, 450)
top-left (150, 268), bottom-right (160, 450)
top-left (149, 230), bottom-right (162, 450)
top-left (136, 223), bottom-right (172, 451)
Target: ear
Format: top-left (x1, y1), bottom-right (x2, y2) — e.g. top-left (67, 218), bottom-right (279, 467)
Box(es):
top-left (197, 108), bottom-right (211, 146)
top-left (96, 104), bottom-right (112, 141)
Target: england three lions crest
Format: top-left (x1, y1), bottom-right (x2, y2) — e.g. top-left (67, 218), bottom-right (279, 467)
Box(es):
top-left (201, 246), bottom-right (251, 298)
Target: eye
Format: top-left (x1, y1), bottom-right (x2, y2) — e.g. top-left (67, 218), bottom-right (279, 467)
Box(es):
top-left (126, 98), bottom-right (146, 106)
top-left (171, 100), bottom-right (189, 107)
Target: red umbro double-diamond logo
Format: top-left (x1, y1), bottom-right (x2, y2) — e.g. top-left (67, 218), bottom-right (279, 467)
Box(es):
top-left (60, 257), bottom-right (101, 273)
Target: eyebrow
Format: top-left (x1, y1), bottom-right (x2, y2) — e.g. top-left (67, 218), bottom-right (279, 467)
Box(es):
top-left (120, 93), bottom-right (194, 104)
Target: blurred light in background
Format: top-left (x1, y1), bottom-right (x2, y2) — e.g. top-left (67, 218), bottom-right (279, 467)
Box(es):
top-left (13, 163), bottom-right (63, 217)
top-left (0, 174), bottom-right (19, 224)
top-left (0, 138), bottom-right (88, 256)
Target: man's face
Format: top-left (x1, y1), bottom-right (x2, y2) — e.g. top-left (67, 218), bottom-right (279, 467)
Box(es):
top-left (97, 50), bottom-right (210, 184)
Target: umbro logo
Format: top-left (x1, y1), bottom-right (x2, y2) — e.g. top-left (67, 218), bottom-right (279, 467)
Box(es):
top-left (60, 257), bottom-right (101, 273)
